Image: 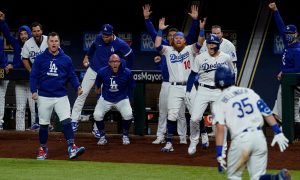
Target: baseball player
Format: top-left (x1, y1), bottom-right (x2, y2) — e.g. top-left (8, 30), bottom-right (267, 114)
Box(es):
top-left (213, 65), bottom-right (289, 180)
top-left (93, 54), bottom-right (135, 145)
top-left (199, 24), bottom-right (238, 156)
top-left (186, 34), bottom-right (233, 155)
top-left (143, 4), bottom-right (201, 144)
top-left (0, 35), bottom-right (8, 130)
top-left (269, 2), bottom-right (300, 141)
top-left (155, 17), bottom-right (205, 152)
top-left (30, 32), bottom-right (85, 160)
top-left (71, 24), bottom-right (134, 138)
top-left (0, 11), bottom-right (37, 131)
top-left (21, 21), bottom-right (48, 130)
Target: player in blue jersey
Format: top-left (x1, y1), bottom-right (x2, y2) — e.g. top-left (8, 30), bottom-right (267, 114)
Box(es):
top-left (71, 24), bottom-right (134, 138)
top-left (269, 2), bottom-right (300, 141)
top-left (0, 11), bottom-right (38, 131)
top-left (93, 54), bottom-right (135, 145)
top-left (30, 32), bottom-right (85, 160)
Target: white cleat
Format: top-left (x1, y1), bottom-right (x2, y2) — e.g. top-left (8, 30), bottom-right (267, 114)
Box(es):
top-left (179, 136), bottom-right (187, 144)
top-left (152, 137), bottom-right (166, 144)
top-left (188, 141), bottom-right (198, 155)
top-left (161, 142), bottom-right (174, 152)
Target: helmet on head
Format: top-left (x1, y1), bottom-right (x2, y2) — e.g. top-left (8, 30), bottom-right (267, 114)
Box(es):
top-left (215, 64), bottom-right (235, 89)
top-left (206, 34), bottom-right (221, 51)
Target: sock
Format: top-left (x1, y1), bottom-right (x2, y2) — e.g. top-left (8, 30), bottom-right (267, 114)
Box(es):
top-left (95, 121), bottom-right (106, 137)
top-left (122, 119), bottom-right (132, 136)
top-left (39, 125), bottom-right (48, 148)
top-left (166, 120), bottom-right (176, 143)
top-left (62, 119), bottom-right (74, 147)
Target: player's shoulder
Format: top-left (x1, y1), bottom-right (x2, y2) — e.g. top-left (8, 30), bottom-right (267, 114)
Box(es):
top-left (221, 38), bottom-right (235, 47)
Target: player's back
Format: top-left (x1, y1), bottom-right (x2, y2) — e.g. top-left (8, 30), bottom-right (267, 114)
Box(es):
top-left (215, 86), bottom-right (265, 139)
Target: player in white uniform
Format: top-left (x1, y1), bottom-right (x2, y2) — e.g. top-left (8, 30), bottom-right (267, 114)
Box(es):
top-left (213, 65), bottom-right (289, 180)
top-left (155, 17), bottom-right (204, 152)
top-left (200, 25), bottom-right (237, 76)
top-left (186, 34), bottom-right (233, 155)
top-left (200, 26), bottom-right (237, 156)
top-left (21, 22), bottom-right (48, 130)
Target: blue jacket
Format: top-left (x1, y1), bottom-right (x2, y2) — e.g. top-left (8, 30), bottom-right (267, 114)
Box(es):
top-left (0, 20), bottom-right (32, 68)
top-left (0, 37), bottom-right (7, 68)
top-left (30, 48), bottom-right (80, 97)
top-left (87, 34), bottom-right (134, 71)
top-left (273, 11), bottom-right (300, 73)
top-left (95, 61), bottom-right (135, 103)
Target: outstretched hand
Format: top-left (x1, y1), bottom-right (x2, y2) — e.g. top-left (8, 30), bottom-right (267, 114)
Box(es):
top-left (188, 4), bottom-right (198, 20)
top-left (142, 4), bottom-right (152, 19)
top-left (271, 133), bottom-right (289, 152)
top-left (217, 156), bottom-right (227, 173)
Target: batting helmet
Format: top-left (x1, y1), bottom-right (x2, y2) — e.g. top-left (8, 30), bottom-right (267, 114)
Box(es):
top-left (215, 65), bottom-right (235, 89)
top-left (206, 34), bottom-right (221, 51)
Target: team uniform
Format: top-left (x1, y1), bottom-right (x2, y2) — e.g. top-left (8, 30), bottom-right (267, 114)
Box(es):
top-left (0, 37), bottom-right (8, 130)
top-left (93, 61), bottom-right (135, 145)
top-left (30, 47), bottom-right (85, 160)
top-left (200, 38), bottom-right (237, 76)
top-left (157, 34), bottom-right (200, 152)
top-left (187, 49), bottom-right (233, 155)
top-left (213, 65), bottom-right (289, 180)
top-left (21, 34), bottom-right (48, 130)
top-left (145, 18), bottom-right (198, 144)
top-left (271, 8), bottom-right (300, 139)
top-left (71, 24), bottom-right (134, 138)
top-left (0, 20), bottom-right (36, 131)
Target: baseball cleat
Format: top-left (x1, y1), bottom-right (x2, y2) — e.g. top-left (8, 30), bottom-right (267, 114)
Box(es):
top-left (152, 137), bottom-right (166, 144)
top-left (97, 136), bottom-right (108, 145)
top-left (161, 142), bottom-right (174, 152)
top-left (30, 123), bottom-right (40, 131)
top-left (122, 135), bottom-right (130, 145)
top-left (179, 136), bottom-right (187, 144)
top-left (188, 141), bottom-right (198, 155)
top-left (201, 132), bottom-right (209, 149)
top-left (37, 147), bottom-right (48, 160)
top-left (0, 120), bottom-right (4, 130)
top-left (68, 144), bottom-right (85, 159)
top-left (278, 168), bottom-right (291, 180)
top-left (71, 122), bottom-right (78, 132)
top-left (92, 129), bottom-right (101, 139)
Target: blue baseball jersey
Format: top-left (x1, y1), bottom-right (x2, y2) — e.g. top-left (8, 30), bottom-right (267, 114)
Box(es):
top-left (0, 37), bottom-right (7, 68)
top-left (30, 48), bottom-right (80, 97)
top-left (95, 63), bottom-right (135, 103)
top-left (87, 34), bottom-right (133, 71)
top-left (0, 20), bottom-right (32, 68)
top-left (274, 11), bottom-right (300, 73)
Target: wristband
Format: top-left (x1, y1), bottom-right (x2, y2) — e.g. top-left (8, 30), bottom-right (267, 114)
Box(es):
top-left (157, 29), bottom-right (163, 37)
top-left (199, 29), bottom-right (205, 37)
top-left (271, 124), bottom-right (281, 135)
top-left (216, 145), bottom-right (223, 157)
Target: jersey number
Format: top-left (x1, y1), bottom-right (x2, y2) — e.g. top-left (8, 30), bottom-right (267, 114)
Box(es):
top-left (232, 97), bottom-right (254, 118)
top-left (184, 60), bottom-right (190, 70)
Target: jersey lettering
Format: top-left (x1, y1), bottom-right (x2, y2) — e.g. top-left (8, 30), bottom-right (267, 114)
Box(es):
top-left (232, 97), bottom-right (254, 118)
top-left (183, 60), bottom-right (190, 70)
top-left (109, 77), bottom-right (119, 92)
top-left (169, 51), bottom-right (190, 63)
top-left (47, 61), bottom-right (58, 76)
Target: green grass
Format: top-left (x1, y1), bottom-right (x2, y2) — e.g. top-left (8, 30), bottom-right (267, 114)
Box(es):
top-left (0, 158), bottom-right (299, 180)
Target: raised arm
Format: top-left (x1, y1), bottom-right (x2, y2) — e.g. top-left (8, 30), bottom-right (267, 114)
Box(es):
top-left (186, 4), bottom-right (199, 44)
top-left (154, 18), bottom-right (169, 51)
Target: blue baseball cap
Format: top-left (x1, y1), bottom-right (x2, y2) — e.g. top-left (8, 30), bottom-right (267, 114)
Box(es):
top-left (173, 32), bottom-right (185, 38)
top-left (101, 24), bottom-right (113, 35)
top-left (284, 24), bottom-right (297, 33)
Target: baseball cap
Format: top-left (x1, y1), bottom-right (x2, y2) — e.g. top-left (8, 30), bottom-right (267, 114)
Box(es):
top-left (284, 24), bottom-right (297, 33)
top-left (101, 24), bottom-right (113, 35)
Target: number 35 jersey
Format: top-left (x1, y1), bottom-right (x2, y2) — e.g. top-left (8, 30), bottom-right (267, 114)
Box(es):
top-left (212, 86), bottom-right (273, 139)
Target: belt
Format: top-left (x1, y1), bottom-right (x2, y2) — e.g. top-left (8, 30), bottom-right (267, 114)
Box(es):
top-left (171, 82), bottom-right (187, 86)
top-left (199, 83), bottom-right (217, 89)
top-left (242, 127), bottom-right (262, 132)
